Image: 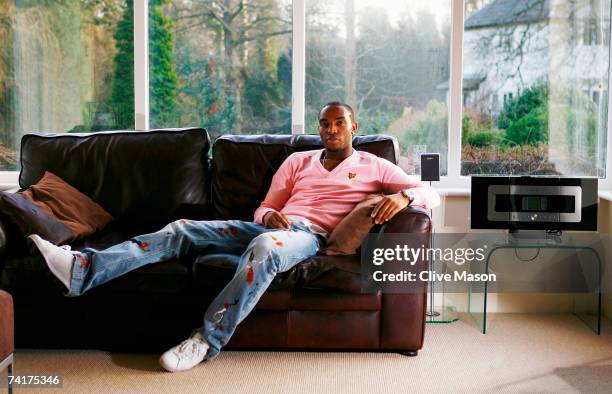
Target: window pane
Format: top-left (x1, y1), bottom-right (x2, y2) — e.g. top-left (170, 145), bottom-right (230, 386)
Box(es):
top-left (305, 0), bottom-right (451, 175)
top-left (149, 0), bottom-right (292, 140)
top-left (0, 0), bottom-right (133, 171)
top-left (462, 0), bottom-right (610, 177)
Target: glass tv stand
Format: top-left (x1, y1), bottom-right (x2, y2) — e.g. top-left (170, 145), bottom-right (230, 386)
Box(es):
top-left (467, 233), bottom-right (602, 335)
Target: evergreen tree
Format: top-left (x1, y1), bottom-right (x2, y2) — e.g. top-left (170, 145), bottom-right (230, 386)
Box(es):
top-left (149, 0), bottom-right (178, 127)
top-left (276, 51), bottom-right (292, 132)
top-left (110, 0), bottom-right (134, 129)
top-left (110, 0), bottom-right (178, 129)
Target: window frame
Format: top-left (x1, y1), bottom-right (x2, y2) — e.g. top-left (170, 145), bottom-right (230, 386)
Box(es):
top-left (2, 0), bottom-right (612, 193)
top-left (135, 0), bottom-right (149, 130)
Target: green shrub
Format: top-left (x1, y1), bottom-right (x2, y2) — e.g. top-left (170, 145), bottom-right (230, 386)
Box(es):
top-left (462, 115), bottom-right (473, 143)
top-left (401, 100), bottom-right (448, 158)
top-left (498, 85), bottom-right (548, 146)
top-left (504, 108), bottom-right (548, 146)
top-left (359, 110), bottom-right (398, 135)
top-left (467, 129), bottom-right (500, 147)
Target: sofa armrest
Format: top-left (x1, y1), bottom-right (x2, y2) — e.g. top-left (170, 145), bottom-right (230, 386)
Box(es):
top-left (0, 189), bottom-right (21, 263)
top-left (380, 206), bottom-right (432, 235)
top-left (0, 289), bottom-right (14, 360)
top-left (376, 207), bottom-right (432, 351)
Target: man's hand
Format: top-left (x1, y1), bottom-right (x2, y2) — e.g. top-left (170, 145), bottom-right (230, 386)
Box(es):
top-left (370, 193), bottom-right (410, 225)
top-left (263, 210), bottom-right (292, 229)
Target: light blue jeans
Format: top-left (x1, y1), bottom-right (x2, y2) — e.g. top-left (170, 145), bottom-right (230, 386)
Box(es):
top-left (69, 219), bottom-right (324, 359)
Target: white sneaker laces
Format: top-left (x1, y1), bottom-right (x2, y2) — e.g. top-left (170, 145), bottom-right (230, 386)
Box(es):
top-left (175, 339), bottom-right (204, 360)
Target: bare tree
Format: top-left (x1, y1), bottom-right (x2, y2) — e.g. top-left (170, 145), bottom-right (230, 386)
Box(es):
top-left (344, 0), bottom-right (356, 108)
top-left (170, 0), bottom-right (291, 127)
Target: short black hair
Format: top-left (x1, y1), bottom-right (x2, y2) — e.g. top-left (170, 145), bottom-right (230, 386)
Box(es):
top-left (319, 101), bottom-right (355, 122)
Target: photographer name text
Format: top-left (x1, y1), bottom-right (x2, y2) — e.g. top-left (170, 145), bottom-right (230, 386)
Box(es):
top-left (372, 270), bottom-right (496, 282)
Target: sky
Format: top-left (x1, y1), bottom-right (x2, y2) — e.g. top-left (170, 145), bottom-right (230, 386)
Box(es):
top-left (354, 0), bottom-right (451, 26)
top-left (308, 0), bottom-right (453, 37)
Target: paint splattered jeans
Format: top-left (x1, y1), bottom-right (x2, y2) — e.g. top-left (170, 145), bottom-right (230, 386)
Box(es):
top-left (68, 218), bottom-right (324, 359)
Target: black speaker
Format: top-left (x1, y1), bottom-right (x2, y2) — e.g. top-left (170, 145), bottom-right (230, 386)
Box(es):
top-left (420, 153), bottom-right (440, 181)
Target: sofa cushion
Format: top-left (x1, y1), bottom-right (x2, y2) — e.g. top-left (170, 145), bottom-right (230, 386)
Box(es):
top-left (91, 259), bottom-right (190, 295)
top-left (67, 223), bottom-right (192, 295)
top-left (19, 128), bottom-right (210, 227)
top-left (69, 222), bottom-right (166, 252)
top-left (193, 252), bottom-right (363, 294)
top-left (1, 249), bottom-right (190, 297)
top-left (211, 134), bottom-right (399, 221)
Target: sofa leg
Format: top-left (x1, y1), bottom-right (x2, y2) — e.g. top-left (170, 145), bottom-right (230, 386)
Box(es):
top-left (399, 350), bottom-right (418, 357)
top-left (8, 360), bottom-right (13, 394)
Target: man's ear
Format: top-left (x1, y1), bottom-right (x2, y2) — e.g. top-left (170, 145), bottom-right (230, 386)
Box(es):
top-left (352, 121), bottom-right (358, 135)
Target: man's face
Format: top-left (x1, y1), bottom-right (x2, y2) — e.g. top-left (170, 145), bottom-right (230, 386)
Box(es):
top-left (318, 105), bottom-right (358, 152)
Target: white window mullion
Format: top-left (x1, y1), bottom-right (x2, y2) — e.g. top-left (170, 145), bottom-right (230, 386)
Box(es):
top-left (0, 172), bottom-right (18, 189)
top-left (134, 0), bottom-right (149, 130)
top-left (443, 0), bottom-right (466, 188)
top-left (291, 0), bottom-right (306, 134)
top-left (600, 8), bottom-right (612, 191)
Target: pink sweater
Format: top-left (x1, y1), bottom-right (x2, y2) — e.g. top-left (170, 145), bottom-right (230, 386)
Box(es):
top-left (253, 149), bottom-right (440, 234)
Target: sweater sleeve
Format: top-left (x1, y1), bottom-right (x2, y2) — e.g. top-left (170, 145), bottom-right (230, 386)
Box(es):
top-left (253, 154), bottom-right (296, 224)
top-left (378, 158), bottom-right (441, 209)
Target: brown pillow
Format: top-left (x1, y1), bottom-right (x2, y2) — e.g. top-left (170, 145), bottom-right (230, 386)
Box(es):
top-left (325, 194), bottom-right (384, 255)
top-left (0, 171), bottom-right (113, 244)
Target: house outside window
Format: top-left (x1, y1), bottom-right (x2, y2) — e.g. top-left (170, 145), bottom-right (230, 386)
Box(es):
top-left (461, 0), bottom-right (610, 177)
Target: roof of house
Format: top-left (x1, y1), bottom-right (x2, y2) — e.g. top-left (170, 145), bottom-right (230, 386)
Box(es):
top-left (436, 74), bottom-right (486, 91)
top-left (465, 0), bottom-right (551, 30)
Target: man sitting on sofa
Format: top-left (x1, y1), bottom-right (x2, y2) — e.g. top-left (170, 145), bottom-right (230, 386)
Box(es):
top-left (29, 101), bottom-right (440, 372)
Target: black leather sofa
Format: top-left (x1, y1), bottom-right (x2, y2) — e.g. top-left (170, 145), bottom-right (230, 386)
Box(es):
top-left (0, 128), bottom-right (431, 353)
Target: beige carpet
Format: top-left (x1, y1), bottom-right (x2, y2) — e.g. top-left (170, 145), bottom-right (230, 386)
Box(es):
top-left (6, 314), bottom-right (612, 394)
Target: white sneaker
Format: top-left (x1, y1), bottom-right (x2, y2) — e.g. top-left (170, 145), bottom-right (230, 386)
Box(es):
top-left (159, 332), bottom-right (209, 372)
top-left (28, 234), bottom-right (76, 291)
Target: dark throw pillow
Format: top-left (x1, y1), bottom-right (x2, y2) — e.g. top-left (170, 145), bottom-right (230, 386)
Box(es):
top-left (0, 171), bottom-right (113, 244)
top-left (325, 194), bottom-right (384, 255)
top-left (0, 192), bottom-right (73, 244)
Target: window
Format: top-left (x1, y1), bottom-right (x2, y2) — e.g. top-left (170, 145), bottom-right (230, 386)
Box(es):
top-left (0, 0), bottom-right (133, 171)
top-left (583, 0), bottom-right (608, 46)
top-left (2, 0), bottom-right (612, 186)
top-left (305, 0), bottom-right (451, 175)
top-left (148, 0), bottom-right (292, 141)
top-left (462, 0), bottom-right (610, 177)
top-left (583, 19), bottom-right (602, 45)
